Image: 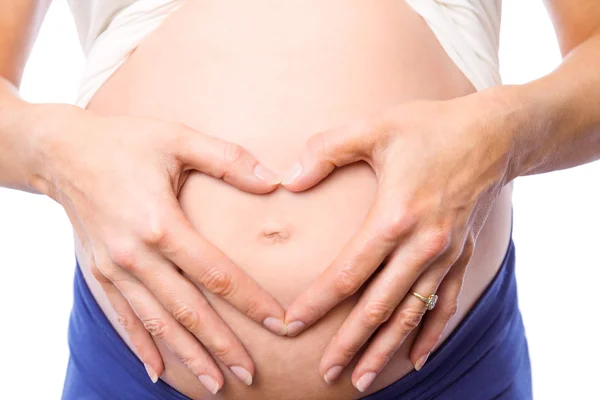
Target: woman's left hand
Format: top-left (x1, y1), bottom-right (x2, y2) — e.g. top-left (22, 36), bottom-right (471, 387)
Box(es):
top-left (282, 88), bottom-right (518, 392)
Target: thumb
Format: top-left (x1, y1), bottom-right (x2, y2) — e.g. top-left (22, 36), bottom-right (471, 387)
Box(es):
top-left (175, 129), bottom-right (280, 194)
top-left (282, 117), bottom-right (378, 191)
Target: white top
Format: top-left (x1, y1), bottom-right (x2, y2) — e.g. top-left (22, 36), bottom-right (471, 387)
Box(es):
top-left (68, 0), bottom-right (137, 54)
top-left (405, 0), bottom-right (502, 92)
top-left (67, 0), bottom-right (503, 107)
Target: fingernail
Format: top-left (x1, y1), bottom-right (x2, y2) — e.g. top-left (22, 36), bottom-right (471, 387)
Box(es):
top-left (283, 162), bottom-right (302, 185)
top-left (415, 352), bottom-right (430, 371)
top-left (144, 363), bottom-right (158, 384)
top-left (230, 366), bottom-right (253, 386)
top-left (324, 365), bottom-right (343, 384)
top-left (198, 375), bottom-right (220, 394)
top-left (356, 372), bottom-right (377, 393)
top-left (285, 320), bottom-right (305, 337)
top-left (253, 164), bottom-right (281, 185)
top-left (263, 317), bottom-right (287, 336)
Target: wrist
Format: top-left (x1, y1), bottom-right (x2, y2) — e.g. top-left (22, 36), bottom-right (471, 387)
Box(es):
top-left (8, 102), bottom-right (87, 195)
top-left (0, 99), bottom-right (44, 193)
top-left (481, 83), bottom-right (551, 184)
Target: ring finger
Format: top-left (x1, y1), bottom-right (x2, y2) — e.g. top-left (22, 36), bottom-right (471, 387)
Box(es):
top-left (319, 236), bottom-right (440, 384)
top-left (350, 274), bottom-right (443, 392)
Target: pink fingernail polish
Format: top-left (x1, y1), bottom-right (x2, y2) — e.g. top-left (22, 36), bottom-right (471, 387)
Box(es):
top-left (324, 365), bottom-right (343, 384)
top-left (415, 352), bottom-right (430, 371)
top-left (230, 366), bottom-right (253, 386)
top-left (144, 363), bottom-right (158, 383)
top-left (253, 164), bottom-right (281, 185)
top-left (286, 321), bottom-right (305, 337)
top-left (198, 375), bottom-right (220, 394)
top-left (356, 372), bottom-right (377, 392)
top-left (263, 317), bottom-right (287, 335)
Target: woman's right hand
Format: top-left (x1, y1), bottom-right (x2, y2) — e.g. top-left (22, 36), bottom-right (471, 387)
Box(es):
top-left (30, 104), bottom-right (285, 393)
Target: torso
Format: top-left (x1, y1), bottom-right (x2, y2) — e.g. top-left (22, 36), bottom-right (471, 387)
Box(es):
top-left (77, 1), bottom-right (513, 398)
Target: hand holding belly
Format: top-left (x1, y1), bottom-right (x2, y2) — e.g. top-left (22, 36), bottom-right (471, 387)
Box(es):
top-left (282, 89), bottom-right (516, 392)
top-left (33, 105), bottom-right (287, 393)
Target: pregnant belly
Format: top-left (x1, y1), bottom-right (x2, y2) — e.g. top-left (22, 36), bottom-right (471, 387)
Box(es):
top-left (78, 1), bottom-right (513, 399)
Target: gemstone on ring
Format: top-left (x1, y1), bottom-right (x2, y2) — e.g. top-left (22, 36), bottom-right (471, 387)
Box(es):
top-left (411, 291), bottom-right (439, 311)
top-left (426, 294), bottom-right (438, 310)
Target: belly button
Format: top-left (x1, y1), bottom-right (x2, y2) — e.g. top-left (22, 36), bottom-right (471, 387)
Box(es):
top-left (259, 228), bottom-right (292, 244)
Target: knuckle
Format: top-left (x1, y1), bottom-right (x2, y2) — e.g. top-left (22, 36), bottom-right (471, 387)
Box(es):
top-left (177, 353), bottom-right (211, 377)
top-left (208, 339), bottom-right (231, 359)
top-left (461, 236), bottom-right (476, 261)
top-left (370, 351), bottom-right (393, 368)
top-left (169, 123), bottom-right (194, 151)
top-left (380, 208), bottom-right (415, 242)
top-left (166, 125), bottom-right (186, 151)
top-left (116, 313), bottom-right (132, 331)
top-left (201, 267), bottom-right (235, 297)
top-left (242, 297), bottom-right (262, 320)
top-left (91, 264), bottom-right (109, 282)
top-left (337, 336), bottom-right (363, 360)
top-left (95, 261), bottom-right (120, 282)
top-left (443, 300), bottom-right (459, 320)
top-left (306, 132), bottom-right (327, 156)
top-left (301, 300), bottom-right (325, 323)
top-left (363, 302), bottom-right (395, 328)
top-left (143, 318), bottom-right (169, 339)
top-left (422, 227), bottom-right (451, 260)
top-left (332, 266), bottom-right (360, 299)
top-left (341, 346), bottom-right (358, 361)
top-left (172, 303), bottom-right (200, 331)
top-left (447, 246), bottom-right (464, 266)
top-left (140, 217), bottom-right (170, 248)
top-left (177, 354), bottom-right (198, 370)
top-left (223, 143), bottom-right (246, 169)
top-left (108, 242), bottom-right (140, 272)
top-left (397, 309), bottom-right (423, 334)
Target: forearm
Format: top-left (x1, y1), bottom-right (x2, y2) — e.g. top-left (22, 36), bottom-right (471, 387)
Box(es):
top-left (502, 32), bottom-right (600, 180)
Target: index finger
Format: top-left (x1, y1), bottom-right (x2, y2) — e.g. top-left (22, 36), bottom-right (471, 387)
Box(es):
top-left (174, 128), bottom-right (281, 193)
top-left (283, 194), bottom-right (416, 337)
top-left (282, 115), bottom-right (383, 191)
top-left (154, 202), bottom-right (288, 336)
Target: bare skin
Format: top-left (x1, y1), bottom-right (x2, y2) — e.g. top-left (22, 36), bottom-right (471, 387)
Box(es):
top-left (80, 1), bottom-right (510, 398)
top-left (0, 0), bottom-right (599, 399)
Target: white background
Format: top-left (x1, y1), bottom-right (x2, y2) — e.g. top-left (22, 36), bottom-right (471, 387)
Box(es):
top-left (1, 1), bottom-right (599, 399)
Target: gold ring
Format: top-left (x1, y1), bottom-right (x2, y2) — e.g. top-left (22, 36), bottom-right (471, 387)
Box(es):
top-left (411, 292), bottom-right (438, 311)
